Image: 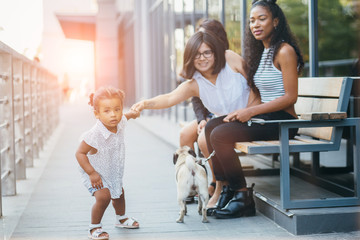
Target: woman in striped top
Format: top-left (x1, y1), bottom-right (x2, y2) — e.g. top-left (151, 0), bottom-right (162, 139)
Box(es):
top-left (204, 0), bottom-right (304, 219)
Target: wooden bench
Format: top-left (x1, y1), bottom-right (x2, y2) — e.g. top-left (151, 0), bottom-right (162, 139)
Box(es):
top-left (235, 77), bottom-right (360, 210)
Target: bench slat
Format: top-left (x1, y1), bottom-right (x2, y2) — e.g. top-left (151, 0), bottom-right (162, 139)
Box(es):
top-left (236, 137), bottom-right (325, 153)
top-left (295, 97), bottom-right (341, 140)
top-left (235, 142), bottom-right (261, 153)
top-left (295, 97), bottom-right (338, 115)
top-left (298, 77), bottom-right (343, 97)
top-left (297, 127), bottom-right (333, 141)
top-left (293, 136), bottom-right (326, 144)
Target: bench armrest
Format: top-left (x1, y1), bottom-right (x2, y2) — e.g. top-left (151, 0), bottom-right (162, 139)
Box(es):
top-left (250, 117), bottom-right (359, 129)
top-left (249, 112), bottom-right (347, 126)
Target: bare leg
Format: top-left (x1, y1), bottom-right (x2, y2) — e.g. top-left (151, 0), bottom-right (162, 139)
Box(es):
top-left (207, 181), bottom-right (224, 208)
top-left (112, 188), bottom-right (125, 216)
top-left (179, 120), bottom-right (198, 149)
top-left (198, 131), bottom-right (216, 195)
top-left (91, 188), bottom-right (111, 238)
top-left (198, 131), bottom-right (224, 207)
top-left (112, 188), bottom-right (139, 228)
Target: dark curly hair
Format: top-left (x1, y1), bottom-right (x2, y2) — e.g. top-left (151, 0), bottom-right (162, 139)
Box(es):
top-left (89, 86), bottom-right (125, 111)
top-left (244, 0), bottom-right (304, 92)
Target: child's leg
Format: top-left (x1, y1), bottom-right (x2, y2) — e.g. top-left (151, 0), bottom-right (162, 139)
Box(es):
top-left (112, 188), bottom-right (139, 228)
top-left (90, 188), bottom-right (111, 237)
top-left (112, 188), bottom-right (125, 216)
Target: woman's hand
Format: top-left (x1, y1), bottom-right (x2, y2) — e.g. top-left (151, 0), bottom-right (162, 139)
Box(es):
top-left (131, 100), bottom-right (145, 112)
top-left (224, 108), bottom-right (253, 123)
top-left (89, 171), bottom-right (103, 189)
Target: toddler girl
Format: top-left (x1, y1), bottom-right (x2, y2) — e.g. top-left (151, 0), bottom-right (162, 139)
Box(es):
top-left (75, 86), bottom-right (139, 240)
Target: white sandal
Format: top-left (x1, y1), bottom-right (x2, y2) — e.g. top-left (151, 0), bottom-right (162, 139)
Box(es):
top-left (115, 215), bottom-right (139, 229)
top-left (88, 223), bottom-right (109, 240)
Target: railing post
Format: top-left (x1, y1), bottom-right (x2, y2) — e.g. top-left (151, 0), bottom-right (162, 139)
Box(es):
top-left (37, 70), bottom-right (44, 151)
top-left (23, 62), bottom-right (33, 167)
top-left (31, 67), bottom-right (39, 159)
top-left (0, 51), bottom-right (16, 197)
top-left (13, 58), bottom-right (26, 180)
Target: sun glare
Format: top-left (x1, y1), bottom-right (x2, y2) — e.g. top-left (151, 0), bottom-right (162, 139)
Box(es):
top-left (62, 40), bottom-right (94, 74)
top-left (60, 39), bottom-right (95, 102)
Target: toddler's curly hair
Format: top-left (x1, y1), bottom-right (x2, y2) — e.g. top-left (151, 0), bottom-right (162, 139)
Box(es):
top-left (89, 86), bottom-right (125, 111)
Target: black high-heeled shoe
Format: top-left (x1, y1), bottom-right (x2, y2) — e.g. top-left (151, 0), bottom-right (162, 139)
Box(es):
top-left (206, 185), bottom-right (234, 216)
top-left (214, 183), bottom-right (256, 219)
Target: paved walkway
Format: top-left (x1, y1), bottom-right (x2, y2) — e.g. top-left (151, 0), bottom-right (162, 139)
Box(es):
top-left (1, 98), bottom-right (360, 240)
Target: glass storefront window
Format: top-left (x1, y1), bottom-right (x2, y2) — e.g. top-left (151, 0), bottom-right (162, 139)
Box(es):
top-left (184, 0), bottom-right (194, 12)
top-left (174, 0), bottom-right (183, 12)
top-left (195, 0), bottom-right (205, 14)
top-left (317, 0), bottom-right (359, 76)
top-left (277, 0), bottom-right (309, 76)
top-left (225, 0), bottom-right (241, 53)
top-left (208, 0), bottom-right (221, 21)
top-left (175, 28), bottom-right (185, 76)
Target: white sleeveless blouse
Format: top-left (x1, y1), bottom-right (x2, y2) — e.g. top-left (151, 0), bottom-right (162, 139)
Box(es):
top-left (193, 63), bottom-right (250, 116)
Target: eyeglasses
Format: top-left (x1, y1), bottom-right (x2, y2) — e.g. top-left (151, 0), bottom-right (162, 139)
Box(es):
top-left (194, 50), bottom-right (213, 59)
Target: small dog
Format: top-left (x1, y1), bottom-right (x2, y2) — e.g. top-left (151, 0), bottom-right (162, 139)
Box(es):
top-left (173, 146), bottom-right (209, 223)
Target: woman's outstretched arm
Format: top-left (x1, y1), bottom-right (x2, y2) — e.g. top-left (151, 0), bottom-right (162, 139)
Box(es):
top-left (131, 80), bottom-right (198, 112)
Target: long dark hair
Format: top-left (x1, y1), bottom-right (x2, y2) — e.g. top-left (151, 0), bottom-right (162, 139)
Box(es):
top-left (244, 0), bottom-right (304, 92)
top-left (180, 31), bottom-right (226, 79)
top-left (197, 18), bottom-right (230, 50)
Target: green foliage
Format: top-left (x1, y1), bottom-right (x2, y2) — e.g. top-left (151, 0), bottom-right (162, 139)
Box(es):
top-left (317, 0), bottom-right (357, 61)
top-left (278, 0), bottom-right (309, 62)
top-left (226, 21), bottom-right (242, 54)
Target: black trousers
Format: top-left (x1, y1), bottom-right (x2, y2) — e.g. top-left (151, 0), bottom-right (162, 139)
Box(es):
top-left (205, 111), bottom-right (298, 190)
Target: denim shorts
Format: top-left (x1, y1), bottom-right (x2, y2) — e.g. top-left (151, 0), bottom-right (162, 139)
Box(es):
top-left (88, 187), bottom-right (106, 196)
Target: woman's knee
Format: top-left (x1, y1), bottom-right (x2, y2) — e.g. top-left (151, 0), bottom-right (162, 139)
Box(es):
top-left (205, 116), bottom-right (225, 137)
top-left (210, 124), bottom-right (235, 147)
top-left (180, 121), bottom-right (198, 147)
top-left (197, 131), bottom-right (209, 156)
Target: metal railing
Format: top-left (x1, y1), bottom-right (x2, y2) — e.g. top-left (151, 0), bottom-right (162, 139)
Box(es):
top-left (0, 41), bottom-right (60, 217)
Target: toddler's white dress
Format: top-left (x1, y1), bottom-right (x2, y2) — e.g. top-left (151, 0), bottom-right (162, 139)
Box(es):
top-left (79, 116), bottom-right (127, 199)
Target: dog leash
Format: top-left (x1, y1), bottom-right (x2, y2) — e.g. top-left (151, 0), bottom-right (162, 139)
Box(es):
top-left (195, 151), bottom-right (215, 175)
top-left (203, 150), bottom-right (215, 163)
top-left (195, 151), bottom-right (215, 166)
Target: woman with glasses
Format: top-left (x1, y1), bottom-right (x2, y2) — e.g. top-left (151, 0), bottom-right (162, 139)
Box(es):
top-left (179, 19), bottom-right (231, 205)
top-left (132, 30), bottom-right (257, 123)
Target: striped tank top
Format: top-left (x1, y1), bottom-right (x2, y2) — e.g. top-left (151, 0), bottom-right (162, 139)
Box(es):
top-left (254, 48), bottom-right (285, 103)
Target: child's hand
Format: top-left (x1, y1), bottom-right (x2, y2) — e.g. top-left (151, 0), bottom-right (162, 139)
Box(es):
top-left (129, 108), bottom-right (140, 119)
top-left (89, 171), bottom-right (103, 189)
